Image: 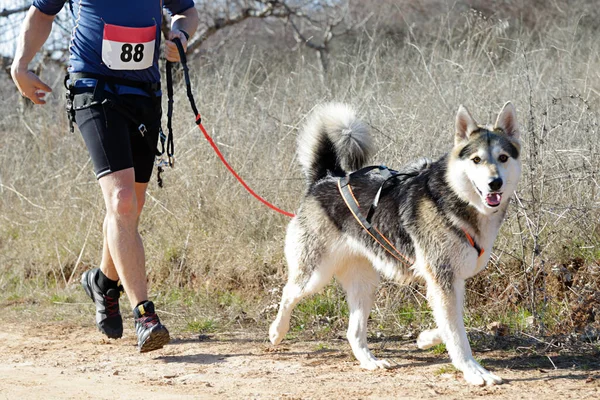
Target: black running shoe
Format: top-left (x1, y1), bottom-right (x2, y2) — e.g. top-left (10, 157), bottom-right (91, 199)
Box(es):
top-left (133, 301), bottom-right (170, 353)
top-left (81, 268), bottom-right (123, 339)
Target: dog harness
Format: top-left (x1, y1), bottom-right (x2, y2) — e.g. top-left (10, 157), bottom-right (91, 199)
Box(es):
top-left (337, 166), bottom-right (484, 267)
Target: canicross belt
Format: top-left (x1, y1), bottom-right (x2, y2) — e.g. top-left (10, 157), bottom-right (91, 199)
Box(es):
top-left (65, 72), bottom-right (173, 186)
top-left (337, 165), bottom-right (484, 267)
top-left (67, 72), bottom-right (161, 93)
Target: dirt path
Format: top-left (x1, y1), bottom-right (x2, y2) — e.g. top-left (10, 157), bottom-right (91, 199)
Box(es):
top-left (1, 320), bottom-right (599, 400)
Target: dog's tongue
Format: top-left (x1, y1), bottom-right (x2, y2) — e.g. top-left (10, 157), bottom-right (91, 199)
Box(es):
top-left (486, 193), bottom-right (502, 207)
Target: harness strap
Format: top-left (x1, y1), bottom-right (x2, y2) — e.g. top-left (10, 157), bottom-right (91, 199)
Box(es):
top-left (462, 229), bottom-right (484, 257)
top-left (165, 57), bottom-right (175, 167)
top-left (162, 39), bottom-right (199, 168)
top-left (338, 166), bottom-right (485, 263)
top-left (338, 177), bottom-right (414, 267)
top-left (365, 166), bottom-right (394, 223)
top-left (168, 40), bottom-right (200, 120)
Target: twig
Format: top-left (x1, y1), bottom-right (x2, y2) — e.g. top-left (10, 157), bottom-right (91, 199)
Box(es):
top-left (0, 184), bottom-right (46, 210)
top-left (55, 242), bottom-right (67, 287)
top-left (155, 308), bottom-right (182, 317)
top-left (547, 355), bottom-right (558, 370)
top-left (68, 213), bottom-right (95, 284)
top-left (520, 332), bottom-right (559, 349)
top-left (407, 42), bottom-right (448, 109)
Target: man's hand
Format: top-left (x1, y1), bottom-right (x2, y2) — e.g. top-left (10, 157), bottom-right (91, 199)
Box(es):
top-left (165, 30), bottom-right (188, 62)
top-left (11, 66), bottom-right (52, 105)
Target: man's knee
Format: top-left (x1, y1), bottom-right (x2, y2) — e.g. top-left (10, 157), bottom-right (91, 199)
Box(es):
top-left (107, 187), bottom-right (138, 218)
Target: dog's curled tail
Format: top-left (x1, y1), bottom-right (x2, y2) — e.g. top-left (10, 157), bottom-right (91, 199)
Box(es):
top-left (297, 103), bottom-right (373, 184)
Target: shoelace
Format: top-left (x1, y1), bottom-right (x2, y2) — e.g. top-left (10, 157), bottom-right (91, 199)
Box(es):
top-left (136, 313), bottom-right (159, 329)
top-left (103, 295), bottom-right (120, 318)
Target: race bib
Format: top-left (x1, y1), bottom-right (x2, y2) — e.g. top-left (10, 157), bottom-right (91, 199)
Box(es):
top-left (102, 23), bottom-right (156, 70)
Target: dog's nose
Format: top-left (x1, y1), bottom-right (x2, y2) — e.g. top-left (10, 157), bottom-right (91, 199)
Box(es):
top-left (488, 178), bottom-right (503, 191)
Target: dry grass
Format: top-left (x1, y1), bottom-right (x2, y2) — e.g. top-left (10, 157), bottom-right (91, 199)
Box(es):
top-left (0, 0), bottom-right (599, 338)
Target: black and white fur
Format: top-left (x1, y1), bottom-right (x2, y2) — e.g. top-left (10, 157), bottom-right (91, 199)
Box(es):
top-left (269, 102), bottom-right (521, 386)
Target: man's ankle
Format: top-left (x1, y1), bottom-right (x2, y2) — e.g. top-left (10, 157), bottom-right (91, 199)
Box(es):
top-left (96, 269), bottom-right (119, 293)
top-left (133, 300), bottom-right (154, 318)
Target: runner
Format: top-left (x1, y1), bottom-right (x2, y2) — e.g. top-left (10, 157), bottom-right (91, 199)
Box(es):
top-left (11, 0), bottom-right (199, 353)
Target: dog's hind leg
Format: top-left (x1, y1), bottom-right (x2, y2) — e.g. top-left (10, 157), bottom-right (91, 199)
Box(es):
top-left (269, 269), bottom-right (333, 346)
top-left (425, 276), bottom-right (503, 386)
top-left (336, 259), bottom-right (390, 370)
top-left (269, 220), bottom-right (336, 346)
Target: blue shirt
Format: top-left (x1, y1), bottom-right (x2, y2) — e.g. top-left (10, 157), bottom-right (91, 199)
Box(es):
top-left (33, 0), bottom-right (194, 85)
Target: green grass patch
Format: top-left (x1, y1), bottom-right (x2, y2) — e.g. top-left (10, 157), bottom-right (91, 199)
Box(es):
top-left (163, 246), bottom-right (183, 264)
top-left (160, 288), bottom-right (198, 307)
top-left (314, 342), bottom-right (330, 351)
top-left (49, 293), bottom-right (75, 304)
top-left (185, 318), bottom-right (218, 333)
top-left (430, 343), bottom-right (447, 355)
top-left (434, 364), bottom-right (458, 376)
top-left (292, 285), bottom-right (348, 333)
top-left (395, 305), bottom-right (418, 325)
top-left (499, 306), bottom-right (533, 333)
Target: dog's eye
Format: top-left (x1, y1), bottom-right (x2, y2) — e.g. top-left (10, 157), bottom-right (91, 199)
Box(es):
top-left (498, 154), bottom-right (508, 163)
top-left (472, 156), bottom-right (481, 164)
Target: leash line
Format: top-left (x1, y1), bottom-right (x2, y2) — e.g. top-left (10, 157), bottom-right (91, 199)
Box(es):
top-left (196, 114), bottom-right (296, 218)
top-left (168, 39), bottom-right (295, 218)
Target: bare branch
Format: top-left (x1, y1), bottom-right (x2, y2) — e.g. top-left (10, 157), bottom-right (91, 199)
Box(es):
top-left (187, 1), bottom-right (282, 55)
top-left (0, 6), bottom-right (30, 18)
top-left (185, 0), bottom-right (355, 65)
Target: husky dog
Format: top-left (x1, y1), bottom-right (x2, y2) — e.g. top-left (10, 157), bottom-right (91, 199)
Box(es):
top-left (269, 102), bottom-right (521, 386)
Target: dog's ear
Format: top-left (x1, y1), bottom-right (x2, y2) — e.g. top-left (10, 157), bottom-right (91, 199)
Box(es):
top-left (494, 101), bottom-right (520, 140)
top-left (455, 105), bottom-right (478, 145)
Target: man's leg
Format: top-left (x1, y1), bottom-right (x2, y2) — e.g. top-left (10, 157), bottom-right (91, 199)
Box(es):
top-left (97, 168), bottom-right (148, 307)
top-left (75, 92), bottom-right (168, 351)
top-left (99, 177), bottom-right (149, 304)
top-left (96, 168), bottom-right (169, 352)
top-left (82, 169), bottom-right (145, 338)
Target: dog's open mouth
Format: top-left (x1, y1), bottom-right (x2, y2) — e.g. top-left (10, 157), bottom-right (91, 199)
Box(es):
top-left (485, 193), bottom-right (502, 207)
top-left (471, 180), bottom-right (503, 208)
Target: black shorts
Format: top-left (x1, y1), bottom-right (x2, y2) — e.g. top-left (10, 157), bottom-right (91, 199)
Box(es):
top-left (74, 94), bottom-right (162, 183)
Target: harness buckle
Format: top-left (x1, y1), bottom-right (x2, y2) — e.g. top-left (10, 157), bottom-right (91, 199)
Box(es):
top-left (155, 157), bottom-right (170, 168)
top-left (138, 124), bottom-right (147, 137)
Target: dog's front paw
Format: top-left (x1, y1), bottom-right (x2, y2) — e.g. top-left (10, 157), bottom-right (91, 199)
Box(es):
top-left (417, 329), bottom-right (442, 350)
top-left (360, 358), bottom-right (392, 370)
top-left (460, 359), bottom-right (503, 386)
top-left (268, 321), bottom-right (287, 346)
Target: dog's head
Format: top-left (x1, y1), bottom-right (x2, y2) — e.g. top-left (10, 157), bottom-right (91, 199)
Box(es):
top-left (447, 102), bottom-right (522, 215)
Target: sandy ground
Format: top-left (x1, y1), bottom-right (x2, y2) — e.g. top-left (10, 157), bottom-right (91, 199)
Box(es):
top-left (1, 318), bottom-right (599, 400)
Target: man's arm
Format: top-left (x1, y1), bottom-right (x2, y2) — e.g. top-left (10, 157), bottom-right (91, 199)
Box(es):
top-left (165, 6), bottom-right (199, 62)
top-left (11, 6), bottom-right (56, 105)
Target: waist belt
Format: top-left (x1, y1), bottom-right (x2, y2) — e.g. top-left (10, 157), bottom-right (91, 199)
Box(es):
top-left (64, 72), bottom-right (171, 186)
top-left (67, 72), bottom-right (161, 93)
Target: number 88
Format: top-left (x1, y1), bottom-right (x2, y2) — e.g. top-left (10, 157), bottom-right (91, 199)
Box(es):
top-left (120, 43), bottom-right (145, 63)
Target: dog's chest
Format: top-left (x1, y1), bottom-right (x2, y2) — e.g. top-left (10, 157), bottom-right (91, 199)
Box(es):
top-left (471, 214), bottom-right (504, 274)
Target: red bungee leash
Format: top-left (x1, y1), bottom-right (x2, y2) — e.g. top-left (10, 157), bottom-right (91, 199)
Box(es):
top-left (167, 39), bottom-right (295, 218)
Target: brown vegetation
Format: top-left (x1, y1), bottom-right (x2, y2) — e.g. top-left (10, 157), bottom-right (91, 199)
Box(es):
top-left (0, 0), bottom-right (599, 344)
